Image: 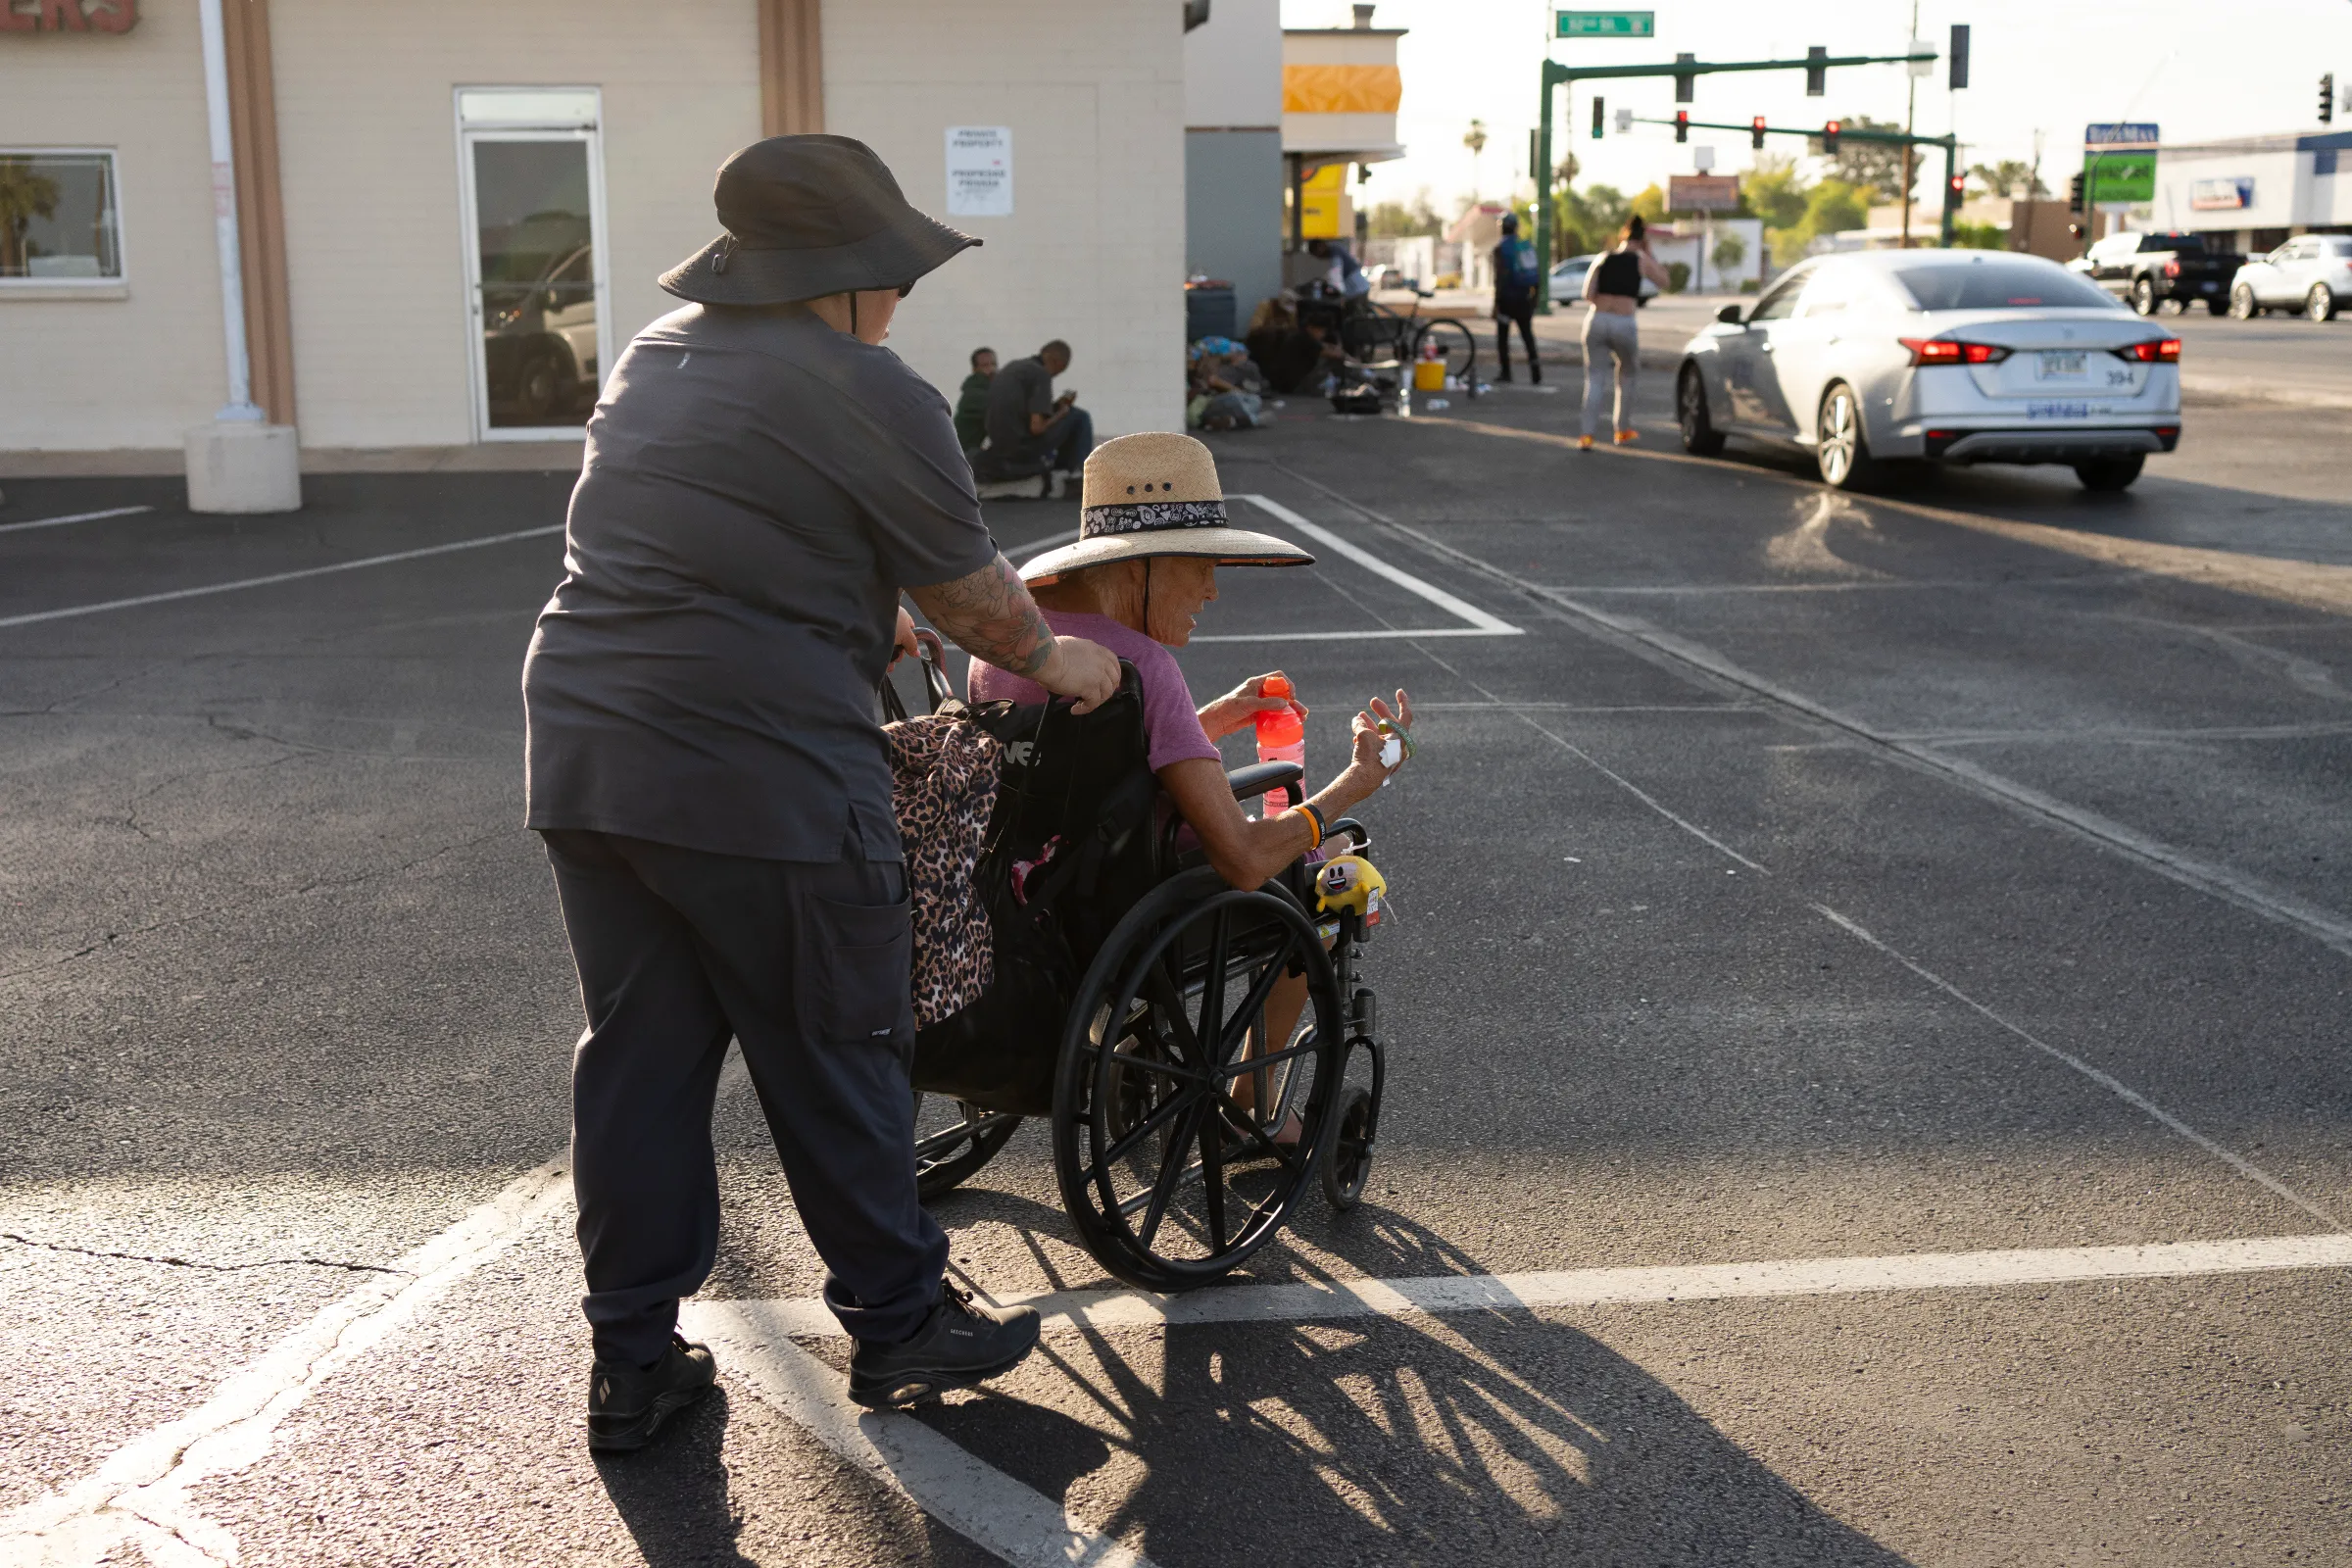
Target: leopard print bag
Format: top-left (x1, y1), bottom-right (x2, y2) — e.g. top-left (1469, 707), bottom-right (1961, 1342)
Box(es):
top-left (883, 711), bottom-right (1001, 1028)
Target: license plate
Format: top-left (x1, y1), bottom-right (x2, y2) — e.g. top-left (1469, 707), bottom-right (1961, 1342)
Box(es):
top-left (2027, 400), bottom-right (2094, 419)
top-left (2035, 351), bottom-right (2087, 381)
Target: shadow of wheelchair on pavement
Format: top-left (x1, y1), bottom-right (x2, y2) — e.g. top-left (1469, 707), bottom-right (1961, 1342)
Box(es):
top-left (906, 1202), bottom-right (1917, 1568)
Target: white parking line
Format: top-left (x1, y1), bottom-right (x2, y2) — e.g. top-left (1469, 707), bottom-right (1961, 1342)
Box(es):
top-left (682, 1302), bottom-right (1159, 1568)
top-left (695, 1231), bottom-right (2352, 1343)
top-left (1236, 494), bottom-right (1523, 637)
top-left (0, 524), bottom-right (564, 632)
top-left (0, 505), bottom-right (154, 536)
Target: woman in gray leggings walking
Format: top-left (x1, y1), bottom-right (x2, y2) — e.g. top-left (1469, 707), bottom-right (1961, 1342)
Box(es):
top-left (1578, 217), bottom-right (1672, 450)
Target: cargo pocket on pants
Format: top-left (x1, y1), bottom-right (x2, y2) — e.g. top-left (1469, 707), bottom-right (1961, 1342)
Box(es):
top-left (812, 894), bottom-right (914, 1044)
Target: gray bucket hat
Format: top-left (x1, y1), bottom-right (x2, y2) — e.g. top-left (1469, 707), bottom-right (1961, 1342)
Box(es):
top-left (660, 135), bottom-right (979, 306)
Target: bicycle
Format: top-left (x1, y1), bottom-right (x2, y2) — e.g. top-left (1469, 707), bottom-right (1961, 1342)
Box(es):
top-left (1334, 289), bottom-right (1480, 397)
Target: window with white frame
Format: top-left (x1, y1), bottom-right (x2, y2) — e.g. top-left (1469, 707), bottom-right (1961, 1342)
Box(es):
top-left (0, 150), bottom-right (122, 283)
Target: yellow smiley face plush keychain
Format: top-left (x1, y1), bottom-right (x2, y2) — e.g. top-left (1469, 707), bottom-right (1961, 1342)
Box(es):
top-left (1315, 855), bottom-right (1391, 927)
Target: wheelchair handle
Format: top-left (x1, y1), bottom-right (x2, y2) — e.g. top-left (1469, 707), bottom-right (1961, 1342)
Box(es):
top-left (1326, 816), bottom-right (1370, 851)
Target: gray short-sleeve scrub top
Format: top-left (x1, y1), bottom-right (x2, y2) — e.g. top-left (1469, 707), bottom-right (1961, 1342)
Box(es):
top-left (521, 304), bottom-right (998, 862)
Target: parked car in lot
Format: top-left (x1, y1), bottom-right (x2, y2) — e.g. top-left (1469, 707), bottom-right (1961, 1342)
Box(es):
top-left (1676, 250), bottom-right (2180, 492)
top-left (2228, 233), bottom-right (2352, 321)
top-left (1547, 253), bottom-right (1657, 305)
top-left (2067, 230), bottom-right (2242, 316)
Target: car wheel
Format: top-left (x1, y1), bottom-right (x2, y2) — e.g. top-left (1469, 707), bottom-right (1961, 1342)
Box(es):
top-left (2307, 283), bottom-right (2337, 322)
top-left (2130, 278), bottom-right (2157, 317)
top-left (2228, 284), bottom-right (2257, 319)
top-left (2074, 454), bottom-right (2145, 492)
top-left (515, 355), bottom-right (560, 423)
top-left (1815, 383), bottom-right (1881, 491)
top-left (1677, 365), bottom-right (1726, 456)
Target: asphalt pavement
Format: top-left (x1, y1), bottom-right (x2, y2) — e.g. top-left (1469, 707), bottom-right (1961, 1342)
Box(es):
top-left (2, 373), bottom-right (2348, 1566)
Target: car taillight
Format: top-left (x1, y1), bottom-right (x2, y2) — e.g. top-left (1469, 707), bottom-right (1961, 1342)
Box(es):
top-left (1898, 337), bottom-right (2010, 366)
top-left (2162, 259), bottom-right (2180, 277)
top-left (2115, 339), bottom-right (2180, 363)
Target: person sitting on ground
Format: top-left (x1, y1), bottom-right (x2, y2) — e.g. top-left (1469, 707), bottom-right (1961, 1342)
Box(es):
top-left (969, 432), bottom-right (1412, 1136)
top-left (953, 346), bottom-right (996, 453)
top-left (1244, 297), bottom-right (1345, 397)
top-left (979, 339), bottom-right (1093, 487)
top-left (1187, 336), bottom-right (1264, 431)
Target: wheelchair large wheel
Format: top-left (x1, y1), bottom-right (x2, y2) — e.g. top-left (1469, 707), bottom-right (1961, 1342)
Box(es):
top-left (912, 1094), bottom-right (1021, 1200)
top-left (1053, 867), bottom-right (1344, 1291)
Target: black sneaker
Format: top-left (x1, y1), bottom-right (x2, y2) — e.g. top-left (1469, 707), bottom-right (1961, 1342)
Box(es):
top-left (848, 1285), bottom-right (1041, 1409)
top-left (587, 1334), bottom-right (716, 1451)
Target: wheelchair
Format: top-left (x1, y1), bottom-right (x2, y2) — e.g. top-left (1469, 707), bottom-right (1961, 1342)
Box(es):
top-left (890, 638), bottom-right (1393, 1294)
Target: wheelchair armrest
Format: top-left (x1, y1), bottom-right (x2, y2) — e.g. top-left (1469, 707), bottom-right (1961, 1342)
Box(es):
top-left (1227, 760), bottom-right (1303, 803)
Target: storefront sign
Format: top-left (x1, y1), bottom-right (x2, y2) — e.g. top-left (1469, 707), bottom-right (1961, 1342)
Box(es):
top-left (1296, 163), bottom-right (1346, 239)
top-left (1668, 174), bottom-right (1740, 213)
top-left (2083, 122), bottom-right (2159, 147)
top-left (2189, 176), bottom-right (2254, 211)
top-left (944, 126), bottom-right (1012, 219)
top-left (0, 0), bottom-right (137, 31)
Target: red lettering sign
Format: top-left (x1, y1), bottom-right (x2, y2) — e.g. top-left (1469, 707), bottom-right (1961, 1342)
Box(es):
top-left (0, 0), bottom-right (136, 30)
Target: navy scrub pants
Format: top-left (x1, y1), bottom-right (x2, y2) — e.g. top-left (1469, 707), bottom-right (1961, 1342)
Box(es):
top-left (541, 829), bottom-right (947, 1366)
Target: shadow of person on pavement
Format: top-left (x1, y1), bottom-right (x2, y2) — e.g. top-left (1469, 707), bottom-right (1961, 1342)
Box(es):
top-left (594, 1386), bottom-right (760, 1568)
top-left (909, 1206), bottom-right (1918, 1568)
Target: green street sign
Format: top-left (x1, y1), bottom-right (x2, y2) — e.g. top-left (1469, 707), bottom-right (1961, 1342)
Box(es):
top-left (1556, 11), bottom-right (1654, 37)
top-left (2084, 151), bottom-right (2156, 205)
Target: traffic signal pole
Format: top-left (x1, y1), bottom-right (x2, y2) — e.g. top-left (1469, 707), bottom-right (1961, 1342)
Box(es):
top-left (1627, 117), bottom-right (1965, 248)
top-left (1536, 49), bottom-right (1936, 310)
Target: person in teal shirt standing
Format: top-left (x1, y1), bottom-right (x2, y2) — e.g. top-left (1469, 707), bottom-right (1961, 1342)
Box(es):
top-left (954, 346), bottom-right (996, 454)
top-left (1492, 213), bottom-right (1543, 383)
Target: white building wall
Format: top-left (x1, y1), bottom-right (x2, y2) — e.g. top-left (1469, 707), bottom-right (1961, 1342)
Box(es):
top-left (270, 0), bottom-right (760, 450)
top-left (826, 0), bottom-right (1187, 441)
top-left (0, 5), bottom-right (227, 453)
top-left (1184, 0), bottom-right (1280, 126)
top-left (2148, 147), bottom-right (2301, 234)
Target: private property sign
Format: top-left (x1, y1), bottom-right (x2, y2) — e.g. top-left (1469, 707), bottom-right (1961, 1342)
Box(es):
top-left (944, 126), bottom-right (1012, 219)
top-left (1555, 11), bottom-right (1654, 37)
top-left (0, 0), bottom-right (136, 28)
top-left (1668, 174), bottom-right (1740, 213)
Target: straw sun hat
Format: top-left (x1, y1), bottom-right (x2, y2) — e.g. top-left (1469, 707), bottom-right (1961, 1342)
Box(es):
top-left (1018, 432), bottom-right (1314, 584)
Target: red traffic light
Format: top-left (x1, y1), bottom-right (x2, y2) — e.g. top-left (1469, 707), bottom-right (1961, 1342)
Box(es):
top-left (1822, 119), bottom-right (1842, 152)
top-left (1675, 110), bottom-right (1690, 144)
top-left (1750, 115), bottom-right (1767, 150)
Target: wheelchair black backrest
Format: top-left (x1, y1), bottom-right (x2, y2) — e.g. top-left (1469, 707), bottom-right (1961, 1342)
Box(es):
top-left (948, 662), bottom-right (1164, 958)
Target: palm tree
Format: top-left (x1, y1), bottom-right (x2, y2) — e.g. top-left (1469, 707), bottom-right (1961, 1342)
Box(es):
top-left (1463, 119), bottom-right (1489, 201)
top-left (0, 158), bottom-right (61, 276)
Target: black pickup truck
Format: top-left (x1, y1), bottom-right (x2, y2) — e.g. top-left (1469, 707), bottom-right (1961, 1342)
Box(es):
top-left (2070, 230), bottom-right (2245, 316)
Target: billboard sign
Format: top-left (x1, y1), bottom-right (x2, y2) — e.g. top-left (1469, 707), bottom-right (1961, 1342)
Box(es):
top-left (1668, 174), bottom-right (1741, 212)
top-left (2189, 176), bottom-right (2255, 212)
top-left (2083, 122), bottom-right (2160, 146)
top-left (2084, 151), bottom-right (2156, 206)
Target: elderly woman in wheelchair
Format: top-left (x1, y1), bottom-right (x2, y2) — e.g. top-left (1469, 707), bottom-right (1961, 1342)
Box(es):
top-left (896, 433), bottom-right (1412, 1294)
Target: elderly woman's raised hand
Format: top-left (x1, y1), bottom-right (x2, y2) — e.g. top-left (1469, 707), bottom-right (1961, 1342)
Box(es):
top-left (1199, 671), bottom-right (1308, 741)
top-left (1336, 690), bottom-right (1413, 803)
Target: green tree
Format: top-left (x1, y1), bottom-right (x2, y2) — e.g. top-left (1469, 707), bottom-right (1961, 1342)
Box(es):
top-left (1813, 115), bottom-right (1912, 201)
top-left (1550, 180), bottom-right (1629, 257)
top-left (0, 158), bottom-right (61, 275)
top-left (1365, 189), bottom-right (1440, 236)
top-left (1767, 178), bottom-right (1868, 269)
top-left (1741, 153), bottom-right (1810, 231)
top-left (1950, 220), bottom-right (2007, 250)
top-left (1629, 183), bottom-right (1667, 224)
top-left (1711, 230), bottom-right (1748, 275)
top-left (1968, 159), bottom-right (2047, 198)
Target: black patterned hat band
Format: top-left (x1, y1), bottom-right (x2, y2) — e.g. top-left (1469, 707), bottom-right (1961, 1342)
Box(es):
top-left (1079, 498), bottom-right (1230, 536)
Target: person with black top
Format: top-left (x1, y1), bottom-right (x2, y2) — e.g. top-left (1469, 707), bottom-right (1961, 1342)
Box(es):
top-left (1491, 212), bottom-right (1543, 383)
top-left (521, 134), bottom-right (1120, 1447)
top-left (980, 340), bottom-right (1093, 491)
top-left (1578, 216), bottom-right (1673, 449)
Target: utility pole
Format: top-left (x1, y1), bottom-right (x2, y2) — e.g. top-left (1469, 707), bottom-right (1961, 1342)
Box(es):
top-left (1899, 0), bottom-right (1920, 248)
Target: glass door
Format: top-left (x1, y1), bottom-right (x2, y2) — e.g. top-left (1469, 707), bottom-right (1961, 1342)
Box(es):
top-left (455, 89), bottom-right (608, 439)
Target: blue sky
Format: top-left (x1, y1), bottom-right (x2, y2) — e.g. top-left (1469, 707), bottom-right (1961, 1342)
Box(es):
top-left (1283, 0), bottom-right (2352, 206)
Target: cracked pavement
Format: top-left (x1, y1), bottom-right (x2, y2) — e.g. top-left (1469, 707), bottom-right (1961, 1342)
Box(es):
top-left (2, 392), bottom-right (2349, 1565)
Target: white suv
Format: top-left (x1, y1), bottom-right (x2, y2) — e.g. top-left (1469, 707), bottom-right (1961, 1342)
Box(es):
top-left (2228, 235), bottom-right (2352, 322)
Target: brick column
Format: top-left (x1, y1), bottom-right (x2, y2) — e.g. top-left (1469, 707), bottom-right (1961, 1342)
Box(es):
top-left (221, 0), bottom-right (296, 427)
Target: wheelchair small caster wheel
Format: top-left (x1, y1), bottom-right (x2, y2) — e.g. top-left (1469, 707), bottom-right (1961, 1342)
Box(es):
top-left (1320, 1085), bottom-right (1375, 1210)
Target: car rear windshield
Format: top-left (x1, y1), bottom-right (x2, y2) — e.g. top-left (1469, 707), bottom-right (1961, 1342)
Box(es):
top-left (2146, 233), bottom-right (2204, 252)
top-left (1894, 262), bottom-right (2118, 312)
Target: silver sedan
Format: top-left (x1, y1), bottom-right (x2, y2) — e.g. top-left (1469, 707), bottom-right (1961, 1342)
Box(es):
top-left (1675, 251), bottom-right (2182, 492)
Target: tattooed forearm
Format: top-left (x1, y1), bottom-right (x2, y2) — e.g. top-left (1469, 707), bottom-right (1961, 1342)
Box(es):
top-left (909, 554), bottom-right (1057, 677)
